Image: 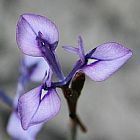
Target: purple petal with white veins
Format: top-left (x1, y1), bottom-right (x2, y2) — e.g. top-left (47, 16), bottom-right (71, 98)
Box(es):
top-left (16, 13), bottom-right (59, 56)
top-left (7, 112), bottom-right (43, 140)
top-left (24, 55), bottom-right (50, 82)
top-left (87, 42), bottom-right (131, 60)
top-left (18, 86), bottom-right (60, 130)
top-left (83, 51), bottom-right (132, 81)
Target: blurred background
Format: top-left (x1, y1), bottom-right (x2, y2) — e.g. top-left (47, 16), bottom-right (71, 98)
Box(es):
top-left (0, 0), bottom-right (139, 139)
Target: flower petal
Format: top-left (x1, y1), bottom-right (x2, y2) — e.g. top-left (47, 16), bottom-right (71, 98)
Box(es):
top-left (18, 86), bottom-right (60, 130)
top-left (82, 51), bottom-right (132, 81)
top-left (18, 86), bottom-right (42, 130)
top-left (78, 36), bottom-right (85, 63)
top-left (7, 112), bottom-right (43, 140)
top-left (62, 46), bottom-right (79, 54)
top-left (16, 15), bottom-right (42, 56)
top-left (29, 89), bottom-right (61, 125)
top-left (62, 36), bottom-right (85, 63)
top-left (87, 42), bottom-right (131, 60)
top-left (24, 55), bottom-right (50, 82)
top-left (16, 13), bottom-right (59, 56)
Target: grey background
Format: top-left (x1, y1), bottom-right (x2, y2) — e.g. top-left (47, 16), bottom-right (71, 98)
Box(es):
top-left (0, 0), bottom-right (139, 140)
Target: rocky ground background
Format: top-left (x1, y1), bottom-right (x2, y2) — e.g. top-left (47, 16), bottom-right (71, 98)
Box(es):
top-left (0, 0), bottom-right (140, 140)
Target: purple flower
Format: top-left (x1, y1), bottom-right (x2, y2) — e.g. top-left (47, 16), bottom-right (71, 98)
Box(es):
top-left (7, 55), bottom-right (46, 139)
top-left (16, 13), bottom-right (62, 130)
top-left (18, 84), bottom-right (61, 130)
top-left (16, 13), bottom-right (132, 130)
top-left (16, 13), bottom-right (64, 81)
top-left (18, 60), bottom-right (61, 130)
top-left (62, 36), bottom-right (132, 83)
top-left (23, 55), bottom-right (49, 82)
top-left (7, 112), bottom-right (43, 140)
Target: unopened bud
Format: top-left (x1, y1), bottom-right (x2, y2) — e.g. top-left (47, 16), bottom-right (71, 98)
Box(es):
top-left (71, 71), bottom-right (85, 95)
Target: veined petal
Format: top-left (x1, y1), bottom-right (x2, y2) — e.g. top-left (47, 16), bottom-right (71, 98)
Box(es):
top-left (24, 55), bottom-right (50, 82)
top-left (18, 86), bottom-right (60, 130)
top-left (7, 112), bottom-right (43, 140)
top-left (16, 13), bottom-right (59, 56)
top-left (16, 15), bottom-right (42, 56)
top-left (30, 89), bottom-right (61, 125)
top-left (86, 42), bottom-right (131, 60)
top-left (18, 86), bottom-right (42, 130)
top-left (82, 51), bottom-right (132, 81)
top-left (21, 14), bottom-right (59, 44)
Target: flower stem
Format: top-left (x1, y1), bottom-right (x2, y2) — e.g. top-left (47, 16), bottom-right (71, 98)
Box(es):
top-left (61, 72), bottom-right (87, 140)
top-left (61, 87), bottom-right (87, 140)
top-left (69, 118), bottom-right (77, 140)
